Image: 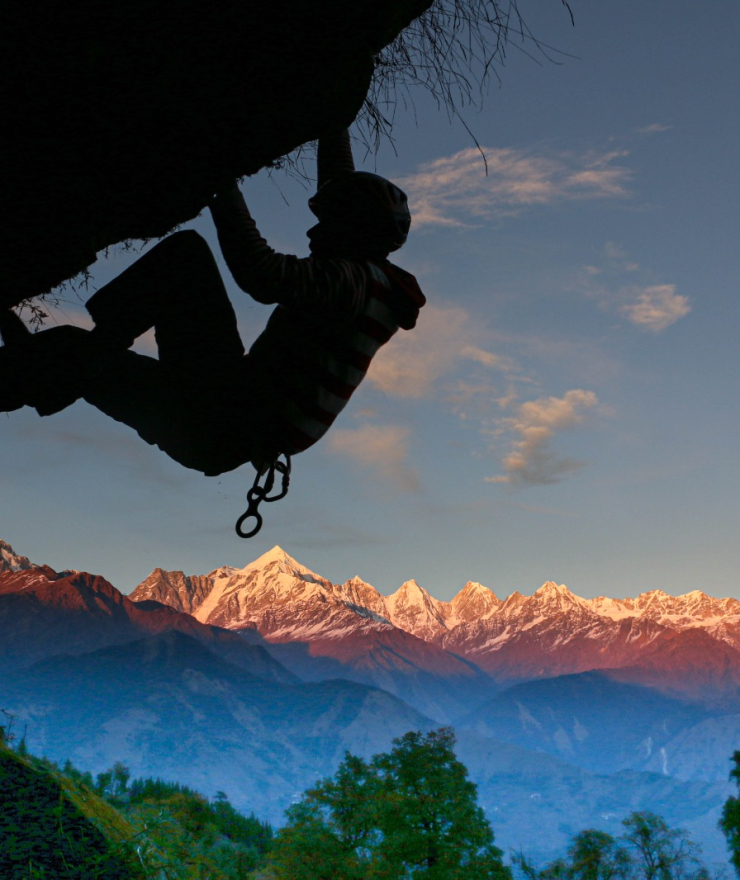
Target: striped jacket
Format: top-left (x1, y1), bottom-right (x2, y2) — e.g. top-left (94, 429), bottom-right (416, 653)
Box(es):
top-left (210, 185), bottom-right (426, 457)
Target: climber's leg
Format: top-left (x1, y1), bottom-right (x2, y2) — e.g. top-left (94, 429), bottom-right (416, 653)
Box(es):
top-left (0, 230), bottom-right (246, 418)
top-left (1, 230), bottom-right (260, 472)
top-left (83, 232), bottom-right (257, 473)
top-left (82, 348), bottom-right (262, 475)
top-left (86, 230), bottom-right (245, 369)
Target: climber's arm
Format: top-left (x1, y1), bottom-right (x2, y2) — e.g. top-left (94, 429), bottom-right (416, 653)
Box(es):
top-left (317, 128), bottom-right (354, 189)
top-left (209, 184), bottom-right (284, 305)
top-left (209, 183), bottom-right (367, 314)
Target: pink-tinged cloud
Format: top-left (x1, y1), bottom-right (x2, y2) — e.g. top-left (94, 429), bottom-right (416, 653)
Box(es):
top-left (487, 389), bottom-right (601, 486)
top-left (366, 304), bottom-right (507, 398)
top-left (398, 147), bottom-right (632, 228)
top-left (621, 285), bottom-right (691, 332)
top-left (327, 424), bottom-right (419, 491)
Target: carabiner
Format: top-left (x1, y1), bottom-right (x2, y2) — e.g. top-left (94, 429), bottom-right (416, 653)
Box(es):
top-left (235, 505), bottom-right (263, 539)
top-left (234, 454), bottom-right (291, 539)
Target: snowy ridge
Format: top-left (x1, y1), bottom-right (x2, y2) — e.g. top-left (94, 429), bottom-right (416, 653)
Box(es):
top-left (6, 537), bottom-right (740, 690)
top-left (386, 579), bottom-right (449, 640)
top-left (0, 539), bottom-right (37, 574)
top-left (127, 545), bottom-right (740, 662)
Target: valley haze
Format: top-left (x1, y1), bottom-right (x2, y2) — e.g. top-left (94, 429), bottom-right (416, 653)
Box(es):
top-left (1, 537), bottom-right (739, 865)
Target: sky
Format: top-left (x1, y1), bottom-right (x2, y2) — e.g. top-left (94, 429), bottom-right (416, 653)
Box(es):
top-left (3, 1), bottom-right (740, 602)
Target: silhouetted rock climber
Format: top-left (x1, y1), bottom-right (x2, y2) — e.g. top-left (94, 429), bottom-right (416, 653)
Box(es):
top-left (0, 130), bottom-right (425, 496)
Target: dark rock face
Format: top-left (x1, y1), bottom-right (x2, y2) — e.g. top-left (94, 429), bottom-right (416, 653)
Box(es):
top-left (4, 0), bottom-right (432, 305)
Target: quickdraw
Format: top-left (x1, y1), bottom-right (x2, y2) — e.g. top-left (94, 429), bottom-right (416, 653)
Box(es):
top-left (235, 453), bottom-right (292, 539)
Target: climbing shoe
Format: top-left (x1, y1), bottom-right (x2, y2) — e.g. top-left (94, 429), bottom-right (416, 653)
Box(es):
top-left (0, 309), bottom-right (32, 347)
top-left (0, 323), bottom-right (95, 416)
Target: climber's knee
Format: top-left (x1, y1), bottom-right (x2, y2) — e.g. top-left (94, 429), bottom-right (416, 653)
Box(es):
top-left (155, 229), bottom-right (211, 264)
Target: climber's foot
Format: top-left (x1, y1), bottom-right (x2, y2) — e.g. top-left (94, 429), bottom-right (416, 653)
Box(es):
top-left (0, 309), bottom-right (31, 347)
top-left (0, 325), bottom-right (94, 416)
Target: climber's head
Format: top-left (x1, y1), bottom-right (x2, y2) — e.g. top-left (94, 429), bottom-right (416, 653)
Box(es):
top-left (307, 172), bottom-right (411, 259)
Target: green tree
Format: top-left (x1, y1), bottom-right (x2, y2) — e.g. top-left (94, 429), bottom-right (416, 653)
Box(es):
top-left (514, 853), bottom-right (571, 880)
top-left (95, 769), bottom-right (114, 797)
top-left (514, 835), bottom-right (624, 880)
top-left (514, 816), bottom-right (706, 880)
top-left (121, 776), bottom-right (272, 879)
top-left (720, 751), bottom-right (740, 877)
top-left (567, 830), bottom-right (631, 880)
top-left (621, 813), bottom-right (705, 880)
top-left (111, 762), bottom-right (131, 798)
top-left (267, 728), bottom-right (511, 879)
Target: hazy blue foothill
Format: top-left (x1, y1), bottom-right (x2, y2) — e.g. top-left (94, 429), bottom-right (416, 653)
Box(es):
top-left (0, 632), bottom-right (433, 825)
top-left (1, 538), bottom-right (739, 865)
top-left (454, 671), bottom-right (725, 775)
top-left (0, 632), bottom-right (732, 864)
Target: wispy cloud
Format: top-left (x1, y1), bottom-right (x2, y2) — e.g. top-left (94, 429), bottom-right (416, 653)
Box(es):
top-left (602, 241), bottom-right (640, 271)
top-left (620, 284), bottom-right (691, 332)
top-left (13, 420), bottom-right (189, 486)
top-left (580, 243), bottom-right (690, 333)
top-left (366, 304), bottom-right (510, 398)
top-left (327, 424), bottom-right (419, 491)
top-left (398, 147), bottom-right (632, 228)
top-left (512, 501), bottom-right (579, 518)
top-left (486, 389), bottom-right (601, 486)
top-left (635, 123), bottom-right (672, 135)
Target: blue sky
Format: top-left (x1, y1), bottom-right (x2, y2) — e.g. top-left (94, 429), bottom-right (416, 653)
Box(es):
top-left (3, 1), bottom-right (740, 601)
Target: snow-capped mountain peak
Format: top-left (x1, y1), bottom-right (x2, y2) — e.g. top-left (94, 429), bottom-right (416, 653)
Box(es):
top-left (499, 590), bottom-right (527, 612)
top-left (387, 579), bottom-right (438, 613)
top-left (531, 581), bottom-right (591, 610)
top-left (629, 588), bottom-right (740, 625)
top-left (192, 547), bottom-right (334, 628)
top-left (239, 545), bottom-right (320, 582)
top-left (535, 581), bottom-right (576, 597)
top-left (339, 576), bottom-right (389, 620)
top-left (390, 578), bottom-right (427, 600)
top-left (634, 589), bottom-right (671, 610)
top-left (386, 579), bottom-right (448, 638)
top-left (450, 581), bottom-right (501, 623)
top-left (587, 595), bottom-right (634, 620)
top-left (0, 539), bottom-right (37, 574)
top-left (10, 537), bottom-right (740, 699)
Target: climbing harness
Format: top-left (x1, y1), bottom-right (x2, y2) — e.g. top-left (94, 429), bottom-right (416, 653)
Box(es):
top-left (235, 453), bottom-right (292, 539)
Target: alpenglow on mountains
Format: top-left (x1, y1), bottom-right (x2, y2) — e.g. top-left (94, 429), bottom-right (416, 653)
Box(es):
top-left (130, 544), bottom-right (740, 702)
top-left (2, 538), bottom-right (739, 863)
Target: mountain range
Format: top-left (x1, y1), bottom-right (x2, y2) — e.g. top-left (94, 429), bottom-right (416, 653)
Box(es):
top-left (131, 544), bottom-right (740, 708)
top-left (1, 537), bottom-right (737, 864)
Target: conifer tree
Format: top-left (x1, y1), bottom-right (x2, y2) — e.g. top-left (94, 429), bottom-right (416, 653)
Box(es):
top-left (267, 728), bottom-right (511, 879)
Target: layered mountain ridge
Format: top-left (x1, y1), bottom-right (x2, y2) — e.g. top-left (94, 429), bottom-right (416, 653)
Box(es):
top-left (133, 544), bottom-right (740, 638)
top-left (1, 537), bottom-right (737, 861)
top-left (0, 549), bottom-right (295, 685)
top-left (129, 544), bottom-right (740, 701)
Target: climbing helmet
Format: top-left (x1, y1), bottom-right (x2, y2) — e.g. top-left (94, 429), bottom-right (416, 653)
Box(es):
top-left (308, 171), bottom-right (411, 252)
